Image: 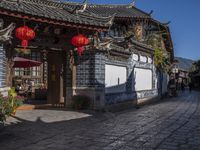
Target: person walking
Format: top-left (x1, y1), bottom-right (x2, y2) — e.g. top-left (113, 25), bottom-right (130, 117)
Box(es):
top-left (188, 82), bottom-right (193, 92)
top-left (181, 81), bottom-right (185, 92)
top-left (168, 77), bottom-right (177, 97)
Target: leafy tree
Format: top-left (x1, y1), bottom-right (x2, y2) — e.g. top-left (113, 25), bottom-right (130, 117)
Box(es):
top-left (147, 33), bottom-right (171, 97)
top-left (154, 48), bottom-right (171, 73)
top-left (191, 60), bottom-right (200, 73)
top-left (147, 34), bottom-right (171, 73)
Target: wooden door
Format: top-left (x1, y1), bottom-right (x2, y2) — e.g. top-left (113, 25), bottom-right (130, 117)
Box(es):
top-left (47, 50), bottom-right (64, 104)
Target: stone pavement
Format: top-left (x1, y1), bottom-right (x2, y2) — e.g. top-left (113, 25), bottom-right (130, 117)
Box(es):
top-left (1, 91), bottom-right (200, 150)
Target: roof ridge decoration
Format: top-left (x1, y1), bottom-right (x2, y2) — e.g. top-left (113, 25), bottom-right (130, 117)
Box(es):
top-left (86, 0), bottom-right (133, 9)
top-left (0, 22), bottom-right (16, 42)
top-left (68, 0), bottom-right (88, 14)
top-left (162, 21), bottom-right (171, 26)
top-left (88, 4), bottom-right (131, 9)
top-left (149, 10), bottom-right (154, 16)
top-left (127, 0), bottom-right (136, 8)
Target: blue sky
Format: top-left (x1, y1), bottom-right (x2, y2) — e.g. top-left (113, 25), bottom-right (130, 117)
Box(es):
top-left (68, 0), bottom-right (200, 60)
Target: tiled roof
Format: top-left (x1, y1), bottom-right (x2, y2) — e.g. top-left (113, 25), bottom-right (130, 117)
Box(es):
top-left (86, 4), bottom-right (150, 18)
top-left (63, 2), bottom-right (150, 18)
top-left (0, 0), bottom-right (114, 29)
top-left (0, 0), bottom-right (151, 28)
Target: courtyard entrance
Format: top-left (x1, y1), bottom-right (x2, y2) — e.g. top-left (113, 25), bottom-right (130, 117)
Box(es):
top-left (12, 49), bottom-right (66, 106)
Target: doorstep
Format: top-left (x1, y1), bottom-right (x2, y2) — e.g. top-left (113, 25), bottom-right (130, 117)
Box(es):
top-left (17, 103), bottom-right (65, 110)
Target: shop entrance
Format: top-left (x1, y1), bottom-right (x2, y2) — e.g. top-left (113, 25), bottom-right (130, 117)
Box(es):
top-left (12, 49), bottom-right (66, 106)
top-left (47, 50), bottom-right (65, 105)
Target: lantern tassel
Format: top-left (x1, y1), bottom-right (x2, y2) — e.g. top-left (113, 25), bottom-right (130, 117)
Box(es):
top-left (22, 40), bottom-right (28, 47)
top-left (77, 47), bottom-right (84, 56)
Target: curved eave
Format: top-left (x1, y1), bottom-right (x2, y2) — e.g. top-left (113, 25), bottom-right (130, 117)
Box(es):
top-left (160, 25), bottom-right (174, 60)
top-left (130, 39), bottom-right (154, 54)
top-left (147, 17), bottom-right (174, 59)
top-left (0, 8), bottom-right (110, 31)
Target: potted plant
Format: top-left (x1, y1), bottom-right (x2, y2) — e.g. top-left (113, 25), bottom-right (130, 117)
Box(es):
top-left (71, 95), bottom-right (91, 110)
top-left (8, 88), bottom-right (24, 116)
top-left (0, 88), bottom-right (24, 123)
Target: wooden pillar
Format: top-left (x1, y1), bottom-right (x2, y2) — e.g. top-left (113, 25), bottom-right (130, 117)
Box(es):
top-left (65, 50), bottom-right (75, 107)
top-left (5, 44), bottom-right (14, 87)
top-left (72, 65), bottom-right (76, 95)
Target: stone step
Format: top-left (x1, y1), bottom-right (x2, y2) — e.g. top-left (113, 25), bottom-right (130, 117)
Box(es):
top-left (17, 103), bottom-right (65, 110)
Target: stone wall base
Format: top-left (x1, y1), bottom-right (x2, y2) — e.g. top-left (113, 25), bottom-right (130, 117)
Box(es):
top-left (104, 96), bottom-right (161, 112)
top-left (66, 87), bottom-right (105, 110)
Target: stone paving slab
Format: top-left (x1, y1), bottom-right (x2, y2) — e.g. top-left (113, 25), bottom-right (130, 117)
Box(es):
top-left (1, 91), bottom-right (200, 150)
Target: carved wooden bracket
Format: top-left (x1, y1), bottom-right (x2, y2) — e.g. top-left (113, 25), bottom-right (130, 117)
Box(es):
top-left (0, 20), bottom-right (15, 42)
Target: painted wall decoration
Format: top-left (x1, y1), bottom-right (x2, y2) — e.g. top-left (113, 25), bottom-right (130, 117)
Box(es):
top-left (105, 64), bottom-right (127, 93)
top-left (148, 57), bottom-right (153, 64)
top-left (133, 24), bottom-right (144, 41)
top-left (132, 53), bottom-right (139, 61)
top-left (140, 55), bottom-right (147, 63)
top-left (134, 68), bottom-right (153, 91)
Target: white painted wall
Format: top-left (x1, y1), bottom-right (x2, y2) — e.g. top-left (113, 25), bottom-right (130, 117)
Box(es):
top-left (140, 55), bottom-right (147, 63)
top-left (148, 57), bottom-right (153, 64)
top-left (132, 54), bottom-right (139, 61)
top-left (105, 64), bottom-right (127, 93)
top-left (134, 68), bottom-right (153, 91)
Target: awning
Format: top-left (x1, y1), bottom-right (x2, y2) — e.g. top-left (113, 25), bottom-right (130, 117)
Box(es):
top-left (13, 57), bottom-right (42, 68)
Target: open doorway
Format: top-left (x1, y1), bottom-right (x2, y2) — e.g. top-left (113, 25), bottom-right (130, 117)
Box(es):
top-left (13, 49), bottom-right (46, 104)
top-left (47, 50), bottom-right (65, 105)
top-left (12, 49), bottom-right (66, 106)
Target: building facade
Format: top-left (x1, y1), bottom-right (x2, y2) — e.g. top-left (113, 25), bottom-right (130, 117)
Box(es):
top-left (0, 0), bottom-right (174, 109)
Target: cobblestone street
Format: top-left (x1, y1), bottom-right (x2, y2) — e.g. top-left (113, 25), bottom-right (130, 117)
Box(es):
top-left (1, 91), bottom-right (200, 150)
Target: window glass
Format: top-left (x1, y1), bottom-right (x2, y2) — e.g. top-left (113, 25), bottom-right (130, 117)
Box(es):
top-left (14, 51), bottom-right (42, 83)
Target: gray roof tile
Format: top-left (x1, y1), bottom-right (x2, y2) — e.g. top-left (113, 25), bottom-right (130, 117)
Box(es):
top-left (0, 0), bottom-right (113, 28)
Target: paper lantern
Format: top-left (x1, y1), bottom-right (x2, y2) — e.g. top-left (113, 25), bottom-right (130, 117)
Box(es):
top-left (15, 26), bottom-right (35, 49)
top-left (71, 34), bottom-right (89, 55)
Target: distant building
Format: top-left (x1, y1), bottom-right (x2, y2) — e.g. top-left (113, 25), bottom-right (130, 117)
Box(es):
top-left (173, 57), bottom-right (194, 87)
top-left (190, 60), bottom-right (200, 88)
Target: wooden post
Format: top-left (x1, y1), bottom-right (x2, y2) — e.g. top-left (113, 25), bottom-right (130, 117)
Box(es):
top-left (72, 65), bottom-right (76, 95)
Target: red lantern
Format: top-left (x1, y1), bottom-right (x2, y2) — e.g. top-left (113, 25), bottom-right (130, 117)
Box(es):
top-left (71, 34), bottom-right (89, 55)
top-left (15, 26), bottom-right (35, 51)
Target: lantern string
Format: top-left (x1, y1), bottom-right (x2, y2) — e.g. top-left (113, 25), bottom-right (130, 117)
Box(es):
top-left (77, 27), bottom-right (80, 34)
top-left (23, 18), bottom-right (26, 27)
top-left (34, 24), bottom-right (39, 31)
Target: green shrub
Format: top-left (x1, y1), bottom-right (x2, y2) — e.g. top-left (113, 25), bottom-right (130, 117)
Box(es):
top-left (0, 95), bottom-right (13, 123)
top-left (71, 95), bottom-right (91, 110)
top-left (0, 88), bottom-right (24, 123)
